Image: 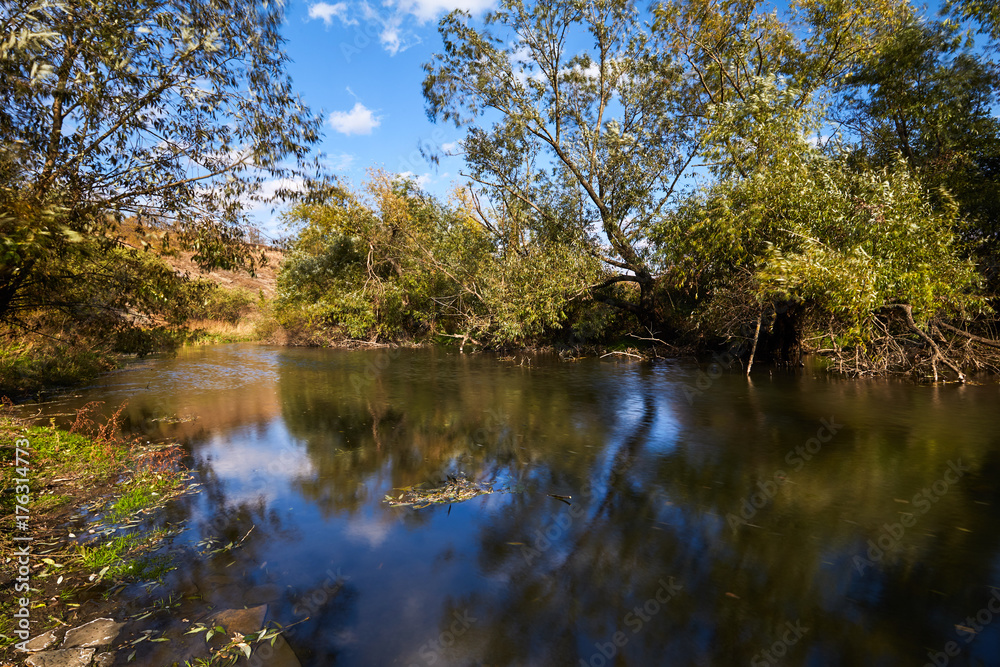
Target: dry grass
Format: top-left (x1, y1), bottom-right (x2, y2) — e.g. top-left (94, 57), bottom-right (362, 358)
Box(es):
top-left (163, 248), bottom-right (284, 298)
top-left (184, 318), bottom-right (265, 344)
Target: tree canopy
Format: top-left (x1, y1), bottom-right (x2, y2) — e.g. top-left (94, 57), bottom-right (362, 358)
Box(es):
top-left (0, 0), bottom-right (322, 326)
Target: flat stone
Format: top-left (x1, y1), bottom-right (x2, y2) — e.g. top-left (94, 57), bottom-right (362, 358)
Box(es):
top-left (250, 634), bottom-right (301, 667)
top-left (62, 618), bottom-right (125, 648)
top-left (213, 605), bottom-right (267, 636)
top-left (93, 653), bottom-right (115, 667)
top-left (243, 584), bottom-right (282, 606)
top-left (25, 648), bottom-right (95, 667)
top-left (18, 629), bottom-right (60, 652)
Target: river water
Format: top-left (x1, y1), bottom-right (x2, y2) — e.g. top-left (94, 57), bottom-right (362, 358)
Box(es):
top-left (22, 344), bottom-right (1000, 666)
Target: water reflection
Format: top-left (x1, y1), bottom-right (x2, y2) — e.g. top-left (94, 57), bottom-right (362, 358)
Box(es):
top-left (22, 345), bottom-right (1000, 666)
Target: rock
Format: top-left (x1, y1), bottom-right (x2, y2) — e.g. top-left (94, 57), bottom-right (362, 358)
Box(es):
top-left (17, 629), bottom-right (60, 652)
top-left (243, 584), bottom-right (282, 606)
top-left (62, 618), bottom-right (125, 648)
top-left (93, 653), bottom-right (115, 667)
top-left (250, 634), bottom-right (301, 667)
top-left (24, 648), bottom-right (95, 667)
top-left (201, 583), bottom-right (244, 607)
top-left (213, 605), bottom-right (268, 636)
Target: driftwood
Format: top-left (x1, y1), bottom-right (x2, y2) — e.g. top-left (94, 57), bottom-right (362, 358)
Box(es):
top-left (885, 304), bottom-right (965, 383)
top-left (813, 305), bottom-right (1000, 381)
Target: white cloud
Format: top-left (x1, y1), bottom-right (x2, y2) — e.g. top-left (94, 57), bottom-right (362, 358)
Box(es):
top-left (805, 134), bottom-right (831, 148)
top-left (308, 1), bottom-right (353, 26)
top-left (441, 141), bottom-right (460, 153)
top-left (356, 0), bottom-right (494, 56)
top-left (579, 61), bottom-right (600, 79)
top-left (326, 153), bottom-right (356, 171)
top-left (397, 171), bottom-right (432, 188)
top-left (391, 0), bottom-right (496, 23)
top-left (328, 103), bottom-right (381, 135)
top-left (244, 177), bottom-right (306, 213)
top-left (360, 2), bottom-right (420, 55)
top-left (345, 517), bottom-right (392, 548)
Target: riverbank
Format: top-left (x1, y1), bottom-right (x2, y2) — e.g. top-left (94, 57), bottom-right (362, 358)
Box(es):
top-left (0, 399), bottom-right (307, 667)
top-left (0, 313), bottom-right (278, 402)
top-left (0, 404), bottom-right (189, 657)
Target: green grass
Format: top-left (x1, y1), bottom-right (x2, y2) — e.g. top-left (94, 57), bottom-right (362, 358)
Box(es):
top-left (106, 473), bottom-right (177, 522)
top-left (78, 528), bottom-right (171, 579)
top-left (112, 553), bottom-right (175, 581)
top-left (78, 533), bottom-right (146, 570)
top-left (0, 410), bottom-right (189, 657)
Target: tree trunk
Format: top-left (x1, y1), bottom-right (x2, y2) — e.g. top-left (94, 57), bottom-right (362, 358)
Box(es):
top-left (765, 303), bottom-right (803, 366)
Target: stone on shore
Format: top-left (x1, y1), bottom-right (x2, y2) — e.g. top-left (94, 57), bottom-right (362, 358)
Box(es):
top-left (62, 618), bottom-right (125, 649)
top-left (24, 648), bottom-right (95, 667)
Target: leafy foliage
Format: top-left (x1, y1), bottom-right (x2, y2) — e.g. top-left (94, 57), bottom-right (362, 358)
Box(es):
top-left (657, 148), bottom-right (983, 344)
top-left (277, 172), bottom-right (605, 347)
top-left (0, 0), bottom-right (321, 355)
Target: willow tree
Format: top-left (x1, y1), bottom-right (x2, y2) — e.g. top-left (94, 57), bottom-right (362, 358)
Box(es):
top-left (424, 0), bottom-right (689, 323)
top-left (423, 0), bottom-right (911, 327)
top-left (0, 0), bottom-right (322, 325)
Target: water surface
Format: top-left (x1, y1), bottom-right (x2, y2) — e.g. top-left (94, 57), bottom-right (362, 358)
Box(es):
top-left (25, 345), bottom-right (1000, 666)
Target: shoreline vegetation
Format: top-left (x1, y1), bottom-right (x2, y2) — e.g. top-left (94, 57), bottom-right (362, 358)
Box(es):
top-left (4, 0), bottom-right (1000, 399)
top-left (0, 402), bottom-right (189, 659)
top-left (0, 403), bottom-right (290, 667)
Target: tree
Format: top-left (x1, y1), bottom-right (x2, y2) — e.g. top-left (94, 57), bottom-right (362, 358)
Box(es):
top-left (837, 16), bottom-right (1000, 287)
top-left (277, 172), bottom-right (605, 346)
top-left (423, 0), bottom-right (911, 327)
top-left (948, 0), bottom-right (1000, 44)
top-left (654, 139), bottom-right (984, 371)
top-left (0, 0), bottom-right (322, 324)
top-left (424, 0), bottom-right (681, 323)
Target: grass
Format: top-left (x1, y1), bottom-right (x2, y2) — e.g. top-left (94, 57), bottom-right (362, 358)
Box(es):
top-left (184, 318), bottom-right (263, 345)
top-left (105, 472), bottom-right (178, 522)
top-left (78, 533), bottom-right (147, 569)
top-left (0, 336), bottom-right (120, 399)
top-left (0, 403), bottom-right (190, 654)
top-left (77, 529), bottom-right (173, 579)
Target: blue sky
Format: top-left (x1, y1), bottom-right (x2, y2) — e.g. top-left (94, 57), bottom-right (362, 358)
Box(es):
top-left (251, 0), bottom-right (494, 235)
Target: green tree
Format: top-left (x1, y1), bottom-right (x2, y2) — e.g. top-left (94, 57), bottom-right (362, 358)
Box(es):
top-left (278, 173), bottom-right (605, 346)
top-left (423, 0), bottom-right (910, 326)
top-left (838, 16), bottom-right (1000, 286)
top-left (655, 144), bottom-right (983, 369)
top-left (0, 0), bottom-right (322, 324)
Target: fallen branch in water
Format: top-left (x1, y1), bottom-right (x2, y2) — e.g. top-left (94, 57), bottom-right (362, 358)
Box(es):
top-left (600, 350), bottom-right (643, 359)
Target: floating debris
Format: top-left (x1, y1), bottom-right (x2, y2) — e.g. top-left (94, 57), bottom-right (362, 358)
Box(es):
top-left (150, 415), bottom-right (197, 424)
top-left (384, 475), bottom-right (493, 509)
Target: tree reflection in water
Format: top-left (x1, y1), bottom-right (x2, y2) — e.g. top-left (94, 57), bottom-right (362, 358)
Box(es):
top-left (27, 345), bottom-right (1000, 666)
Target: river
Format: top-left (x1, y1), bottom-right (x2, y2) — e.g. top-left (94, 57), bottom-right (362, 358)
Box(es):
top-left (21, 344), bottom-right (1000, 666)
